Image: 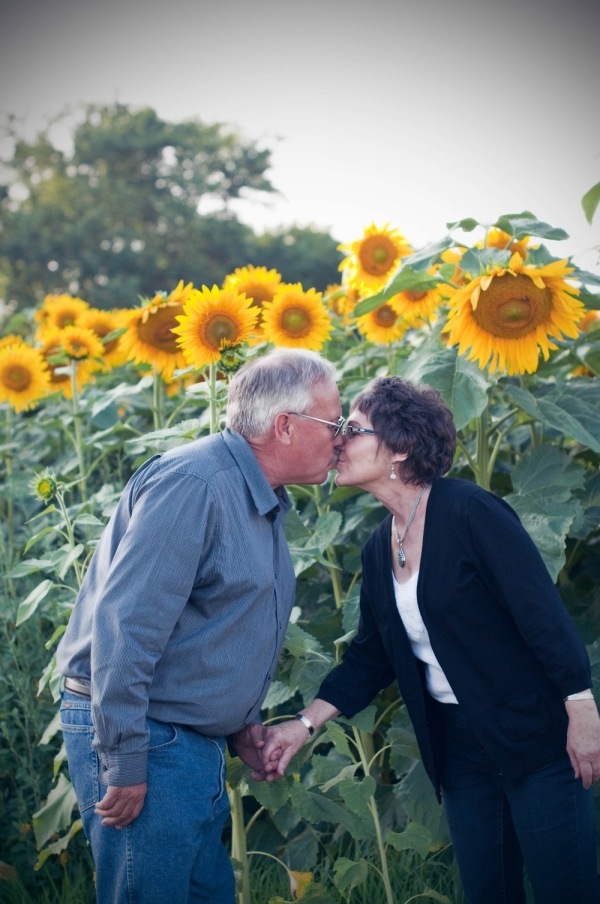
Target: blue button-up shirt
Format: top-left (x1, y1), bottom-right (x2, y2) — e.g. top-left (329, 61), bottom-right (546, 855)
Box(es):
top-left (57, 429), bottom-right (295, 786)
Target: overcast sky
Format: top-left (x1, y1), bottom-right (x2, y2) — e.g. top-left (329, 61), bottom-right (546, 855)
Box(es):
top-left (1, 0), bottom-right (599, 266)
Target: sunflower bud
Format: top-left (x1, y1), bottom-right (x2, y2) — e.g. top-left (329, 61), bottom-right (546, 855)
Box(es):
top-left (30, 469), bottom-right (58, 503)
top-left (218, 344), bottom-right (247, 374)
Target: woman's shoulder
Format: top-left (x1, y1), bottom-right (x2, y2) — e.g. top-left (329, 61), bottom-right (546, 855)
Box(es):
top-left (431, 477), bottom-right (519, 525)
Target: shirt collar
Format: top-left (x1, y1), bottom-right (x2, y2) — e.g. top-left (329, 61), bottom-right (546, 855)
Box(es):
top-left (221, 428), bottom-right (291, 519)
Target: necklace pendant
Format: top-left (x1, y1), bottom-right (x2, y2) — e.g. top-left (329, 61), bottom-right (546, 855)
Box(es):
top-left (397, 547), bottom-right (406, 568)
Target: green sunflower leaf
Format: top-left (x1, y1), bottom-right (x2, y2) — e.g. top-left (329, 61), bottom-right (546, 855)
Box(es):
top-left (582, 181), bottom-right (600, 225)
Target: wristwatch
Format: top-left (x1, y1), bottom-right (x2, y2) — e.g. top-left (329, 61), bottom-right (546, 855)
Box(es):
top-left (294, 713), bottom-right (315, 736)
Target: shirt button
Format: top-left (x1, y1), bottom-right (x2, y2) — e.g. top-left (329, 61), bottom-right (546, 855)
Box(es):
top-left (498, 772), bottom-right (505, 779)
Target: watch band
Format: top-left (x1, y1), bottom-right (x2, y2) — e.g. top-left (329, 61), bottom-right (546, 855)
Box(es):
top-left (294, 713), bottom-right (315, 736)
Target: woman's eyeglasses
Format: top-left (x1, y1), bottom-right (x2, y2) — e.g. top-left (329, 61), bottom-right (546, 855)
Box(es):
top-left (290, 413), bottom-right (378, 438)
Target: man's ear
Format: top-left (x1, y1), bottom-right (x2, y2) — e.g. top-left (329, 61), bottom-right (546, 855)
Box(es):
top-left (272, 412), bottom-right (294, 445)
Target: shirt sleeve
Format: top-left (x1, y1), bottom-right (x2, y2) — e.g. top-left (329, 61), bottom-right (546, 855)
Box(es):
top-left (318, 561), bottom-right (397, 716)
top-left (466, 489), bottom-right (591, 700)
top-left (90, 467), bottom-right (215, 786)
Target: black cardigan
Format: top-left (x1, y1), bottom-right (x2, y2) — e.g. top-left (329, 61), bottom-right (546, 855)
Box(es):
top-left (318, 477), bottom-right (591, 797)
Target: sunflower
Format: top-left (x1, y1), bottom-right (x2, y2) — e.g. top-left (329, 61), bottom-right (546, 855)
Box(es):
top-left (173, 285), bottom-right (259, 368)
top-left (79, 308), bottom-right (127, 368)
top-left (355, 303), bottom-right (410, 345)
top-left (338, 224), bottom-right (412, 292)
top-left (324, 284), bottom-right (361, 322)
top-left (445, 252), bottom-right (584, 375)
top-left (35, 294), bottom-right (89, 339)
top-left (120, 284), bottom-right (192, 379)
top-left (485, 227), bottom-right (529, 259)
top-left (390, 271), bottom-right (447, 323)
top-left (0, 343), bottom-right (50, 413)
top-left (261, 284), bottom-right (333, 350)
top-left (223, 265), bottom-right (282, 343)
top-left (60, 325), bottom-right (104, 362)
top-left (38, 330), bottom-right (94, 398)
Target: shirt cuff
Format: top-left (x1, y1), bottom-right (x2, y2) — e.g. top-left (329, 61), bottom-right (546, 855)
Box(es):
top-left (97, 751), bottom-right (148, 787)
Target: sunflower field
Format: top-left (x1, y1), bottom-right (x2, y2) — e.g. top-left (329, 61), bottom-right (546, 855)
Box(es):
top-left (2, 211), bottom-right (600, 904)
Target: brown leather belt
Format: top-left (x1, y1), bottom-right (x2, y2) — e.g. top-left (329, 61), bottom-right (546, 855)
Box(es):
top-left (64, 677), bottom-right (91, 697)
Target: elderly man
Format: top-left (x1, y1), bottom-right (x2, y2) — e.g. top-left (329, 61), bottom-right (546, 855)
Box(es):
top-left (56, 348), bottom-right (343, 904)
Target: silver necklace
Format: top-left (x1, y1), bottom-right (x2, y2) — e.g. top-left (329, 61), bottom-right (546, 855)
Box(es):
top-left (392, 485), bottom-right (429, 568)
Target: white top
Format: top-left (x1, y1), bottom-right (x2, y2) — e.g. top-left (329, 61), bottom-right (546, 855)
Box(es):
top-left (392, 571), bottom-right (458, 705)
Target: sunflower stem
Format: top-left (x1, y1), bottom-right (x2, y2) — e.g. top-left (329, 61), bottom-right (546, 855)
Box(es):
top-left (56, 487), bottom-right (83, 589)
top-left (314, 485), bottom-right (343, 609)
top-left (352, 727), bottom-right (394, 904)
top-left (209, 363), bottom-right (218, 434)
top-left (3, 405), bottom-right (15, 597)
top-left (475, 408), bottom-right (491, 491)
top-left (229, 785), bottom-right (251, 904)
top-left (70, 362), bottom-right (87, 502)
top-left (152, 367), bottom-right (163, 431)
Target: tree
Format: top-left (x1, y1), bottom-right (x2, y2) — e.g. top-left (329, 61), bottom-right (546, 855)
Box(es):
top-left (0, 105), bottom-right (341, 312)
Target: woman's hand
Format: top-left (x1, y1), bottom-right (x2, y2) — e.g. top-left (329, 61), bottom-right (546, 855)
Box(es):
top-left (565, 695), bottom-right (600, 788)
top-left (263, 699), bottom-right (341, 781)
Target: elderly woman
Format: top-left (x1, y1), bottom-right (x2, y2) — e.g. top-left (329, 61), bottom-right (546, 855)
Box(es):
top-left (264, 376), bottom-right (600, 904)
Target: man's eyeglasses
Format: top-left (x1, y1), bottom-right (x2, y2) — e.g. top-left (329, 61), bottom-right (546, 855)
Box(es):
top-left (290, 413), bottom-right (379, 439)
top-left (290, 413), bottom-right (346, 436)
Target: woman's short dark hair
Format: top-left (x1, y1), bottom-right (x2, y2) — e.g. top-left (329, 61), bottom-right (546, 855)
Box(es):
top-left (351, 376), bottom-right (456, 485)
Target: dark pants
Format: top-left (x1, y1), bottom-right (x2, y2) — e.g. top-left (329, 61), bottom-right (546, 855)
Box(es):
top-left (440, 703), bottom-right (600, 904)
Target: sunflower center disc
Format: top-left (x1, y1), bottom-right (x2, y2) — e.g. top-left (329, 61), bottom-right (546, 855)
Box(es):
top-left (59, 315), bottom-right (77, 328)
top-left (137, 306), bottom-right (182, 353)
top-left (281, 307), bottom-right (311, 337)
top-left (374, 305), bottom-right (397, 327)
top-left (359, 235), bottom-right (398, 276)
top-left (472, 273), bottom-right (553, 339)
top-left (3, 365), bottom-right (32, 391)
top-left (69, 342), bottom-right (87, 358)
top-left (405, 290), bottom-right (428, 303)
top-left (204, 314), bottom-right (239, 350)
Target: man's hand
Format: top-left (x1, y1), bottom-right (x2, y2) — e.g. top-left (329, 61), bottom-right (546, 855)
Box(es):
top-left (94, 783), bottom-right (147, 829)
top-left (566, 695), bottom-right (600, 789)
top-left (233, 723), bottom-right (271, 781)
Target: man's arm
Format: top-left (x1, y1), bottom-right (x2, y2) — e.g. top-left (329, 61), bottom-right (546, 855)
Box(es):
top-left (90, 469), bottom-right (215, 788)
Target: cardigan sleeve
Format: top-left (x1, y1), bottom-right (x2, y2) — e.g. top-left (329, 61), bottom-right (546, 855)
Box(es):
top-left (318, 553), bottom-right (397, 717)
top-left (466, 489), bottom-right (591, 700)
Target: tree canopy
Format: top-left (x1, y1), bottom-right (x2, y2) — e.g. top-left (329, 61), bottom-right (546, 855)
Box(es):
top-left (0, 104), bottom-right (341, 311)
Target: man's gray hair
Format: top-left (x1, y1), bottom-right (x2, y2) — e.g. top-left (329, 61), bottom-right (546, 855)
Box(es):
top-left (226, 348), bottom-right (337, 438)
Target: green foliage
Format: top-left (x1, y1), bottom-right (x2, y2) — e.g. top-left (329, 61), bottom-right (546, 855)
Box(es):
top-left (402, 343), bottom-right (491, 431)
top-left (582, 181), bottom-right (600, 225)
top-left (0, 105), bottom-right (342, 312)
top-left (2, 208), bottom-right (600, 904)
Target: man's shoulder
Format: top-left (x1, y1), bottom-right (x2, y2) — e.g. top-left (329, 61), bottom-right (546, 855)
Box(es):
top-left (156, 433), bottom-right (237, 483)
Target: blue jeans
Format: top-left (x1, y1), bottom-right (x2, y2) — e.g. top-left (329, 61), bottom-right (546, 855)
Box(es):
top-left (60, 690), bottom-right (234, 904)
top-left (441, 704), bottom-right (600, 904)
